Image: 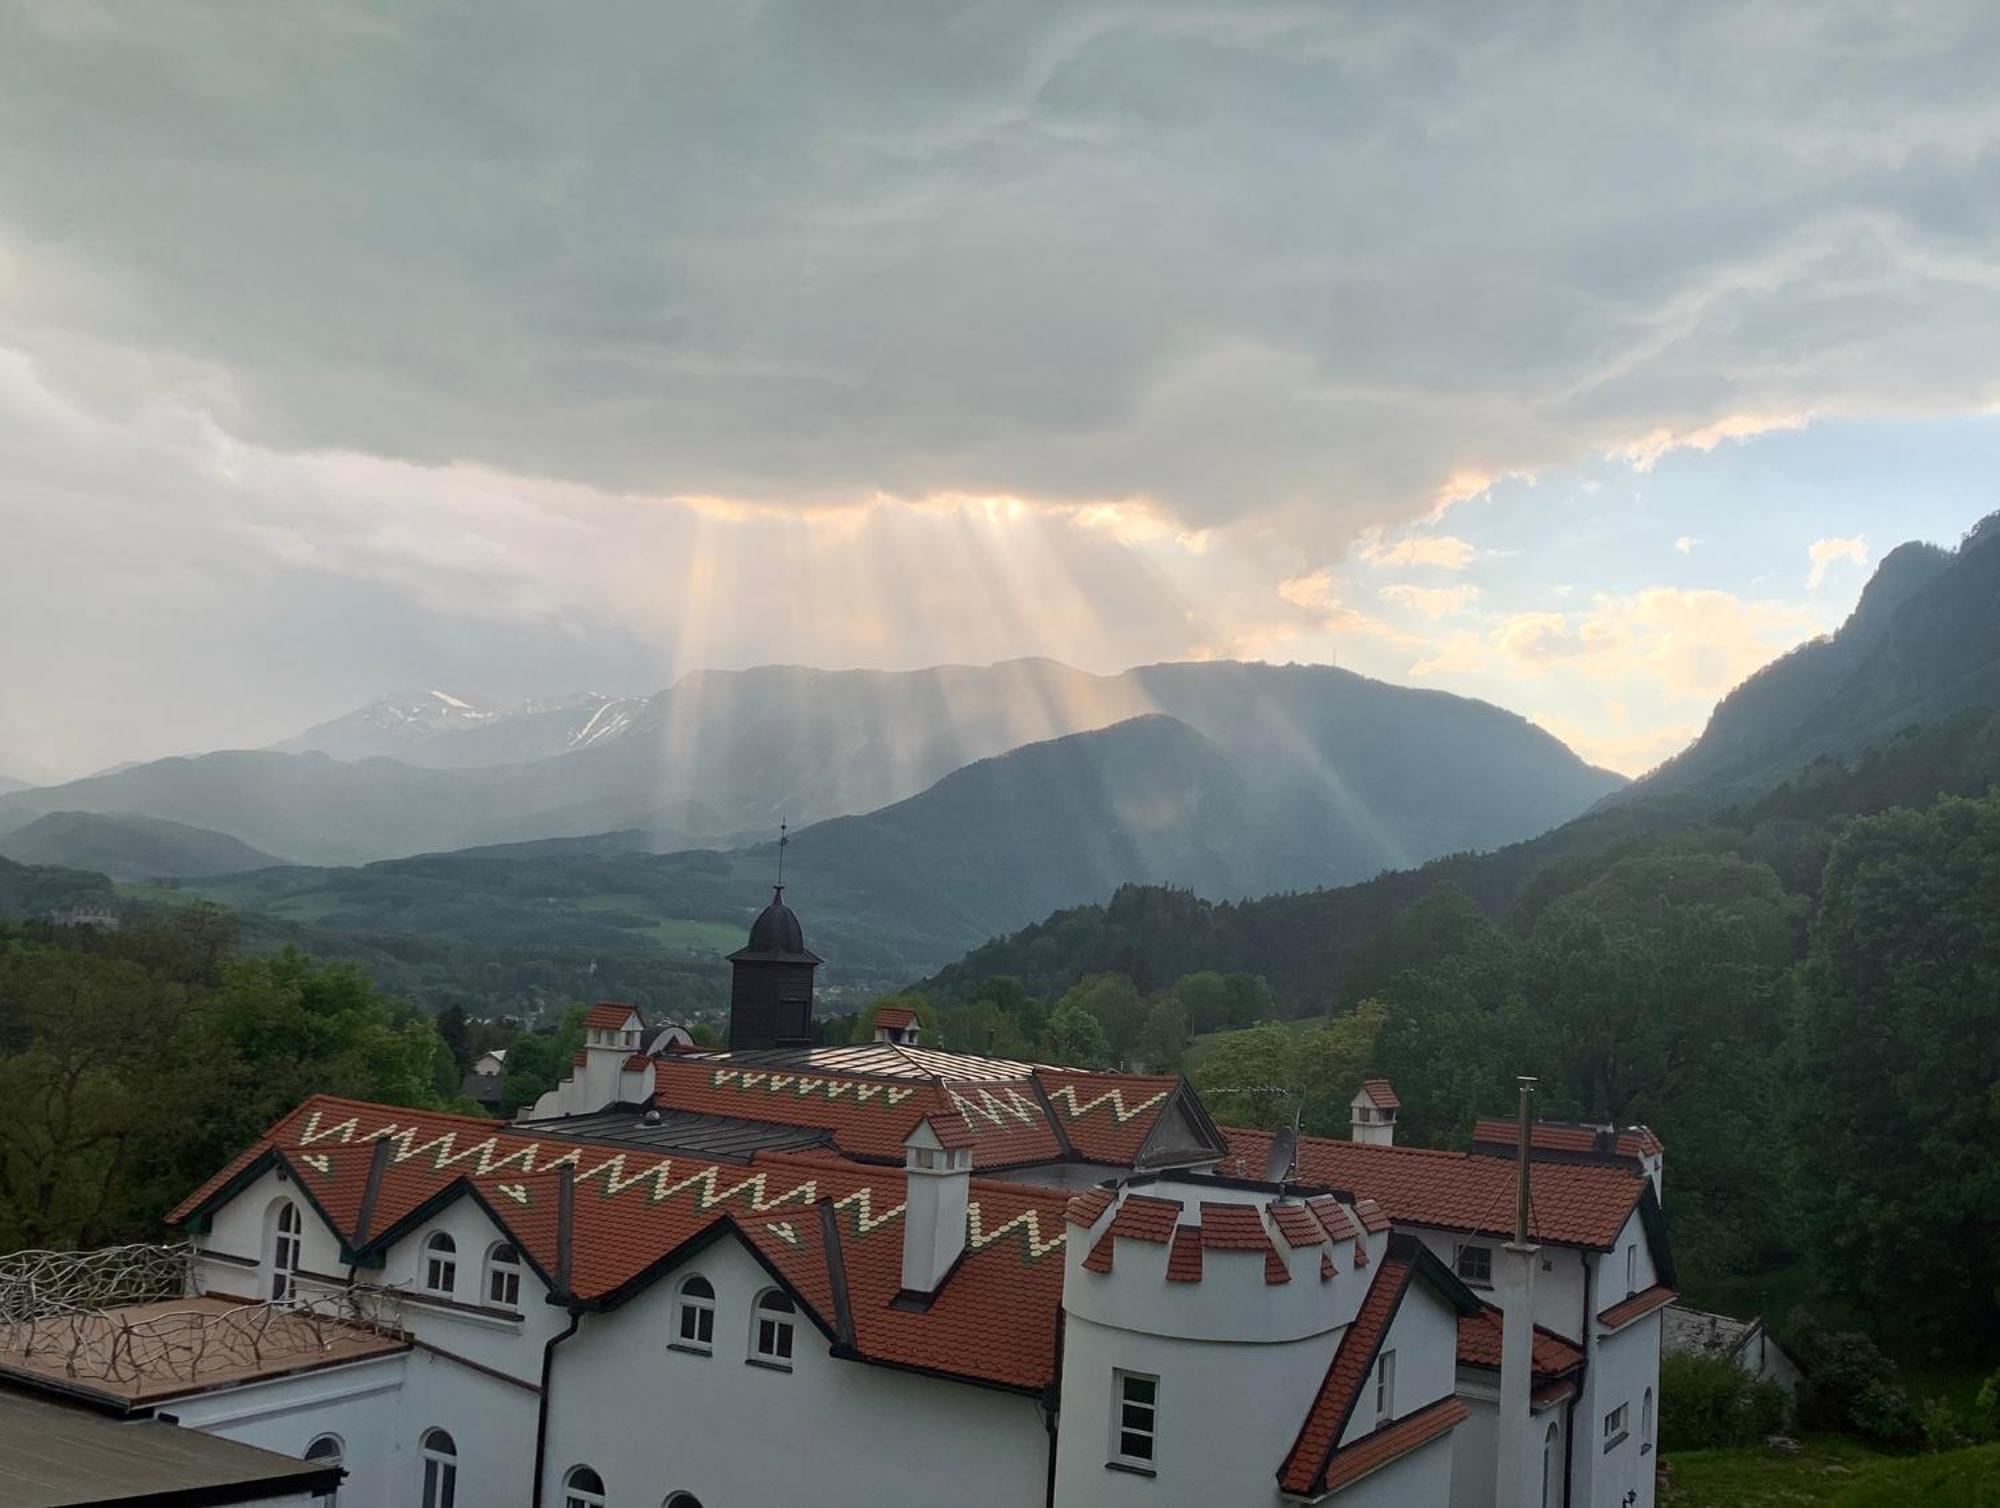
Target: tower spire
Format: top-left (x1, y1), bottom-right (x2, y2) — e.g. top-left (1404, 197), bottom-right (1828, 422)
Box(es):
top-left (775, 818), bottom-right (788, 888)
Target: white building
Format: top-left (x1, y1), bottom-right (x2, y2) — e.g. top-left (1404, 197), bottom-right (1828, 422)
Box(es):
top-left (0, 887), bottom-right (1673, 1507)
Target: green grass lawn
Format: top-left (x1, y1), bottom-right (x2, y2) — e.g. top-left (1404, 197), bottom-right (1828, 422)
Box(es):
top-left (1662, 1436), bottom-right (2000, 1507)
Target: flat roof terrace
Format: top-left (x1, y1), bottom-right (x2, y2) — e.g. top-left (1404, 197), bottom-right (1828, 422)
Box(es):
top-left (0, 1294), bottom-right (407, 1410)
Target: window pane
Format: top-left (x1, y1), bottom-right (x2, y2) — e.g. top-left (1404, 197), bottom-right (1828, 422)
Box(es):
top-left (1123, 1376), bottom-right (1155, 1404)
top-left (1121, 1403), bottom-right (1152, 1429)
top-left (1119, 1431), bottom-right (1152, 1459)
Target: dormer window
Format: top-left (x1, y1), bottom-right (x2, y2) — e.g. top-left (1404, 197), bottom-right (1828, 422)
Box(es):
top-left (751, 1290), bottom-right (795, 1368)
top-left (424, 1232), bottom-right (457, 1295)
top-left (1374, 1349), bottom-right (1397, 1426)
top-left (485, 1242), bottom-right (521, 1310)
top-left (675, 1274), bottom-right (715, 1354)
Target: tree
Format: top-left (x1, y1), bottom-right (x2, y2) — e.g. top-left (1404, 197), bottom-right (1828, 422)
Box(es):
top-left (1054, 973), bottom-right (1147, 1066)
top-left (1138, 996), bottom-right (1189, 1074)
top-left (1789, 795), bottom-right (2000, 1354)
top-left (1043, 1003), bottom-right (1111, 1069)
top-left (436, 1003), bottom-right (473, 1071)
top-left (1189, 1002), bottom-right (1386, 1133)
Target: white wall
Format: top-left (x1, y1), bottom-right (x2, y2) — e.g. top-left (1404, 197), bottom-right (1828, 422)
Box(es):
top-left (1570, 1210), bottom-right (1662, 1508)
top-left (545, 1236), bottom-right (1049, 1508)
top-left (1338, 1276), bottom-right (1460, 1448)
top-left (1406, 1227), bottom-right (1590, 1342)
top-left (378, 1194), bottom-right (567, 1382)
top-left (165, 1353), bottom-right (408, 1507)
top-left (194, 1166), bottom-right (347, 1300)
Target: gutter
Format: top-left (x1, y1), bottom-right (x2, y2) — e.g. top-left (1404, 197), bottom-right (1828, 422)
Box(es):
top-left (530, 1307), bottom-right (582, 1508)
top-left (532, 1164), bottom-right (582, 1508)
top-left (1042, 1309), bottom-right (1065, 1508)
top-left (1566, 1251), bottom-right (1592, 1508)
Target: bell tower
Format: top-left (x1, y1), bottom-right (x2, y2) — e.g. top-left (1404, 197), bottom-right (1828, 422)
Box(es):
top-left (727, 885), bottom-right (821, 1049)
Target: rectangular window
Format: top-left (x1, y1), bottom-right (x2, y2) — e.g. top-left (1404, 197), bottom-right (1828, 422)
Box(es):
top-left (1374, 1349), bottom-right (1397, 1426)
top-left (1112, 1370), bottom-right (1158, 1468)
top-left (1455, 1244), bottom-right (1493, 1285)
top-left (1603, 1402), bottom-right (1629, 1451)
top-left (1625, 1243), bottom-right (1638, 1296)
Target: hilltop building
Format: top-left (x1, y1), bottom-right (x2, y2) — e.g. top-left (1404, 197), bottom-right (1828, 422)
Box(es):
top-left (0, 886), bottom-right (1672, 1507)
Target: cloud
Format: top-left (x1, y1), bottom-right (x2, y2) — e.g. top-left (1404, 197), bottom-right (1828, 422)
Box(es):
top-left (1, 3), bottom-right (1994, 773)
top-left (1380, 583), bottom-right (1482, 619)
top-left (1530, 710), bottom-right (1703, 777)
top-left (2, 2), bottom-right (1995, 544)
top-left (1674, 536), bottom-right (1699, 555)
top-left (1491, 588), bottom-right (1821, 702)
top-left (1277, 570), bottom-right (1339, 610)
top-left (1357, 534), bottom-right (1480, 571)
top-left (1806, 535), bottom-right (1869, 589)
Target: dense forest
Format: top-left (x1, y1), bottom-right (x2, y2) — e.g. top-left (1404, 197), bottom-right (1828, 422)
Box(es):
top-left (918, 710), bottom-right (2000, 1370)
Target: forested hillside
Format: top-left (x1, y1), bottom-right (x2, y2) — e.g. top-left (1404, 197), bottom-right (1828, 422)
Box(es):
top-left (918, 707), bottom-right (2000, 1361)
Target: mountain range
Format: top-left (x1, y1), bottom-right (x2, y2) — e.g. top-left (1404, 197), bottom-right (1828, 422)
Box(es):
top-left (932, 509), bottom-right (2000, 1005)
top-left (0, 811), bottom-right (283, 883)
top-left (1616, 510), bottom-right (2000, 805)
top-left (0, 660), bottom-right (1622, 874)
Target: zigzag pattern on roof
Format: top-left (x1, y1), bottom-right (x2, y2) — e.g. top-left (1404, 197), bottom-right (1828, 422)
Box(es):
top-left (831, 1187), bottom-right (905, 1236)
top-left (947, 1086), bottom-right (1042, 1127)
top-left (966, 1203), bottom-right (1066, 1261)
top-left (290, 1109), bottom-right (822, 1215)
top-left (709, 1069), bottom-right (918, 1106)
top-left (1045, 1084), bottom-right (1169, 1124)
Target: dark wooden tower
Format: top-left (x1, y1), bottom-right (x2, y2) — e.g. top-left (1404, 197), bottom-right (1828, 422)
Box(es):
top-left (726, 885), bottom-right (822, 1049)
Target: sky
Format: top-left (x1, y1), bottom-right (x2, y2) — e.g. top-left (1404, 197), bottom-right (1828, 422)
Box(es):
top-left (1, 2), bottom-right (1995, 784)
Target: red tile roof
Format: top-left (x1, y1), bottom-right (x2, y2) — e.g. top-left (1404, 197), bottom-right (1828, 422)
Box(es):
top-left (1167, 1225), bottom-right (1203, 1283)
top-left (1357, 1079), bottom-right (1401, 1111)
top-left (1037, 1071), bottom-right (1180, 1164)
top-left (623, 1054), bottom-right (652, 1070)
top-left (584, 1002), bottom-right (641, 1031)
top-left (1064, 1187), bottom-right (1115, 1228)
top-left (872, 1006), bottom-right (919, 1031)
top-left (1105, 1193), bottom-right (1181, 1244)
top-left (1322, 1396), bottom-right (1468, 1493)
top-left (1198, 1201), bottom-right (1273, 1251)
top-left (1352, 1197), bottom-right (1390, 1234)
top-left (169, 1095), bottom-right (1072, 1393)
top-left (1279, 1257), bottom-right (1412, 1495)
top-left (1597, 1283), bottom-right (1676, 1332)
top-left (1471, 1118), bottom-right (1662, 1161)
top-left (1455, 1306), bottom-right (1586, 1377)
top-left (1269, 1202), bottom-right (1328, 1249)
top-left (1221, 1128), bottom-right (1647, 1249)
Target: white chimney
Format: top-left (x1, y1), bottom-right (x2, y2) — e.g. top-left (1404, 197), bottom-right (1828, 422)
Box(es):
top-left (900, 1117), bottom-right (971, 1294)
top-left (1496, 1077), bottom-right (1539, 1508)
top-left (1349, 1080), bottom-right (1399, 1146)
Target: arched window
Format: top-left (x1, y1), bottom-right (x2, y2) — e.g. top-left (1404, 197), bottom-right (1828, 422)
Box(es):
top-left (1642, 1387), bottom-right (1654, 1451)
top-left (751, 1289), bottom-right (795, 1367)
top-left (1542, 1421), bottom-right (1560, 1507)
top-left (304, 1434), bottom-right (342, 1505)
top-left (424, 1232), bottom-right (457, 1295)
top-left (563, 1466), bottom-right (606, 1508)
top-left (485, 1242), bottom-right (521, 1310)
top-left (420, 1428), bottom-right (457, 1508)
top-left (664, 1495), bottom-right (704, 1508)
top-left (675, 1274), bottom-right (715, 1353)
top-left (268, 1199), bottom-right (303, 1301)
